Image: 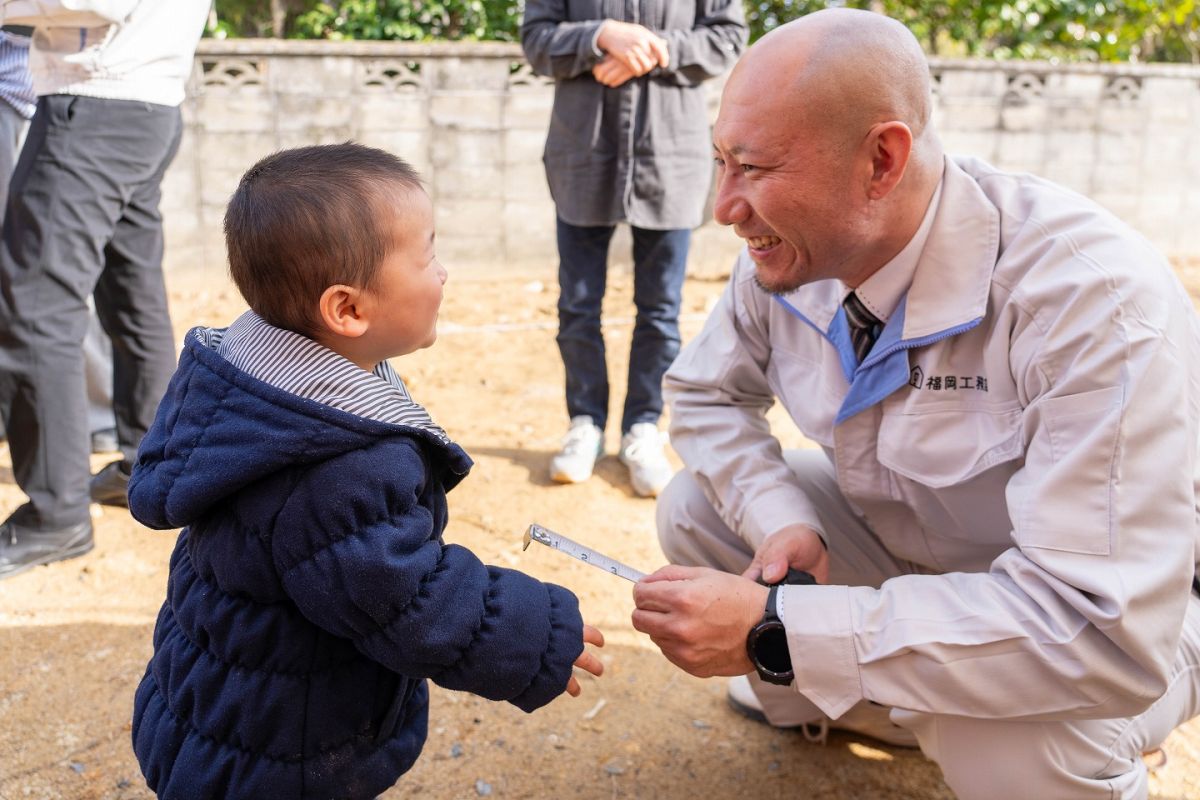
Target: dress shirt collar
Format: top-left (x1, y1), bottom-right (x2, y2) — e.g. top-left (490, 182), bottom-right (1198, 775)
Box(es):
top-left (842, 178), bottom-right (944, 324)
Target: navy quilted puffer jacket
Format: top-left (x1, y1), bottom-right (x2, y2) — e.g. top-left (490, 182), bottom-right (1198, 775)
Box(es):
top-left (128, 332), bottom-right (585, 800)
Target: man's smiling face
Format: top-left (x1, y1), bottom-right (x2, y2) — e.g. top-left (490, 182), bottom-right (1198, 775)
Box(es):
top-left (711, 73), bottom-right (874, 296)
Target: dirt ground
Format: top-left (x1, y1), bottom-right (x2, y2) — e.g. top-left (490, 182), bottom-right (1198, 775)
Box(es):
top-left (2, 263), bottom-right (1200, 800)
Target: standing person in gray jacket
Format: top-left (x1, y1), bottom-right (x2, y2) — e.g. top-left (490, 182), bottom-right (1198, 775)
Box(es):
top-left (0, 0), bottom-right (211, 579)
top-left (521, 0), bottom-right (746, 497)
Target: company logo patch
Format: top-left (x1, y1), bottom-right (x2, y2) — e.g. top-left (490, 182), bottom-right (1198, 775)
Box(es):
top-left (908, 366), bottom-right (988, 392)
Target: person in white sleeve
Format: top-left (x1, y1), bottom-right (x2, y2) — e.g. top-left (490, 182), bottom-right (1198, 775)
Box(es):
top-left (630, 9), bottom-right (1200, 799)
top-left (0, 0), bottom-right (210, 578)
top-left (0, 23), bottom-right (118, 456)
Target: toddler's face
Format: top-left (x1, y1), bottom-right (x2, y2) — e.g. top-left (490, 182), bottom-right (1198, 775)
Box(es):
top-left (367, 187), bottom-right (447, 358)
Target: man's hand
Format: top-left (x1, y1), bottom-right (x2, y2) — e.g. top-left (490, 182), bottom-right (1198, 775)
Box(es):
top-left (631, 565), bottom-right (769, 678)
top-left (743, 524), bottom-right (829, 585)
top-left (596, 19), bottom-right (669, 76)
top-left (592, 56), bottom-right (637, 88)
top-left (566, 624), bottom-right (605, 697)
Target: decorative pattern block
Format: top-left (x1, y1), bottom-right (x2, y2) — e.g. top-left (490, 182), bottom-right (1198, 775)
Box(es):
top-left (1102, 76), bottom-right (1142, 105)
top-left (508, 61), bottom-right (553, 90)
top-left (362, 59), bottom-right (425, 93)
top-left (929, 67), bottom-right (943, 99)
top-left (200, 59), bottom-right (265, 89)
top-left (1002, 72), bottom-right (1046, 105)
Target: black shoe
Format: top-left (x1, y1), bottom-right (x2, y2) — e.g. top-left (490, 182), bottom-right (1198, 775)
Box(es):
top-left (90, 427), bottom-right (119, 455)
top-left (0, 517), bottom-right (94, 580)
top-left (90, 460), bottom-right (131, 508)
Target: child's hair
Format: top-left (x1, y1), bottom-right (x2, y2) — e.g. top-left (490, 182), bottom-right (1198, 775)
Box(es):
top-left (224, 142), bottom-right (422, 337)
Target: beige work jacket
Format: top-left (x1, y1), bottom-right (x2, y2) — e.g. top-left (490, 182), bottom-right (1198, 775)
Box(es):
top-left (665, 155), bottom-right (1200, 721)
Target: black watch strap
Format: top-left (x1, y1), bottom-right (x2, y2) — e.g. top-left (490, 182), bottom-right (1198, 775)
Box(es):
top-left (765, 568), bottom-right (817, 588)
top-left (764, 584), bottom-right (782, 624)
top-left (746, 569), bottom-right (816, 685)
top-left (747, 584), bottom-right (792, 684)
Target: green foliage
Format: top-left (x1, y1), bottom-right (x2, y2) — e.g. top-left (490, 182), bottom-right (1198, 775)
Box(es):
top-left (209, 0), bottom-right (311, 37)
top-left (743, 0), bottom-right (828, 35)
top-left (293, 0), bottom-right (521, 41)
top-left (744, 0), bottom-right (1200, 62)
top-left (212, 1), bottom-right (1200, 62)
top-left (209, 0), bottom-right (272, 37)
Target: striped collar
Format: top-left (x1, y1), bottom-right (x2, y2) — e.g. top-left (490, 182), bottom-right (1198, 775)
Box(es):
top-left (193, 310), bottom-right (450, 444)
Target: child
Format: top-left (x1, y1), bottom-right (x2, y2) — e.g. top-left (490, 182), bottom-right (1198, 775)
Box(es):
top-left (127, 143), bottom-right (604, 800)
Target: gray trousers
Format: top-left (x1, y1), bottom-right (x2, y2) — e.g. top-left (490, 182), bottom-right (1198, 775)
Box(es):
top-left (0, 95), bottom-right (181, 529)
top-left (657, 449), bottom-right (1200, 800)
top-left (0, 102), bottom-right (117, 442)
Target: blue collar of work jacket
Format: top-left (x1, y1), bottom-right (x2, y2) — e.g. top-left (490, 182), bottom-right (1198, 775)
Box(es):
top-left (773, 156), bottom-right (1001, 423)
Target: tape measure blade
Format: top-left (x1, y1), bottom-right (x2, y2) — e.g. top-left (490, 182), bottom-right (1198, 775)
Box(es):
top-left (525, 523), bottom-right (646, 582)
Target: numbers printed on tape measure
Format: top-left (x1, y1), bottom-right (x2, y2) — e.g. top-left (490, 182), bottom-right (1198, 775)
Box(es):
top-left (522, 523), bottom-right (646, 583)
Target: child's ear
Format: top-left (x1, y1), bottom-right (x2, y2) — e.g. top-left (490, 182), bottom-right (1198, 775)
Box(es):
top-left (318, 284), bottom-right (371, 339)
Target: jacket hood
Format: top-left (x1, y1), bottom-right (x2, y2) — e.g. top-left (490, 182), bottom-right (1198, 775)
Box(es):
top-left (129, 329), bottom-right (471, 530)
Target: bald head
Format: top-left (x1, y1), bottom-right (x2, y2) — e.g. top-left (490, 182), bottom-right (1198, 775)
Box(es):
top-left (710, 10), bottom-right (946, 290)
top-left (727, 9), bottom-right (938, 162)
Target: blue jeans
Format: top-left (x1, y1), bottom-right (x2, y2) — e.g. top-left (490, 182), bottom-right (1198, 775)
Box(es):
top-left (555, 218), bottom-right (690, 434)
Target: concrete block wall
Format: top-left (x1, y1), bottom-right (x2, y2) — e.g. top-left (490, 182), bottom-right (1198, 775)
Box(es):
top-left (163, 41), bottom-right (1200, 276)
top-left (930, 59), bottom-right (1200, 258)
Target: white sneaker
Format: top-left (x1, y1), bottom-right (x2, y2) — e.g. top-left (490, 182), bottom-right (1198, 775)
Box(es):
top-left (618, 423), bottom-right (674, 498)
top-left (727, 674), bottom-right (918, 748)
top-left (549, 416), bottom-right (603, 484)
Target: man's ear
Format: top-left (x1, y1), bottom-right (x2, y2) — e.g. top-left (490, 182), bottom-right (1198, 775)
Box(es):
top-left (317, 284), bottom-right (371, 339)
top-left (863, 121), bottom-right (913, 200)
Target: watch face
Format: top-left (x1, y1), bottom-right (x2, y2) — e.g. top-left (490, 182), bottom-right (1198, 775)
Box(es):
top-left (749, 620), bottom-right (791, 679)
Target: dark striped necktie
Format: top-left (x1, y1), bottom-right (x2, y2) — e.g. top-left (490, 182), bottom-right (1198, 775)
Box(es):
top-left (843, 292), bottom-right (882, 365)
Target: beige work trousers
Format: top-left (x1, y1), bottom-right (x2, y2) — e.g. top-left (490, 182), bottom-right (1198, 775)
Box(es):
top-left (656, 449), bottom-right (1200, 800)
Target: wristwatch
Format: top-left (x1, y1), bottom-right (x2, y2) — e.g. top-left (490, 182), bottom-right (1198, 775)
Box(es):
top-left (745, 568), bottom-right (815, 685)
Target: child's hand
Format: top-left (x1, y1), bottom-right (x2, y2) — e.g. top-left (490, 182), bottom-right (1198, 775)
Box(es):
top-left (566, 624), bottom-right (605, 697)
